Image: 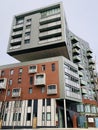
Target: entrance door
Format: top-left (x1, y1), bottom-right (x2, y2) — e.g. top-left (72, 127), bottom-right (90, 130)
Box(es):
top-left (32, 117), bottom-right (37, 128)
top-left (95, 118), bottom-right (98, 128)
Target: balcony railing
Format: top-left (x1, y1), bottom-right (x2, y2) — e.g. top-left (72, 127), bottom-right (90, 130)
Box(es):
top-left (34, 73), bottom-right (46, 86)
top-left (73, 55), bottom-right (81, 62)
top-left (39, 21), bottom-right (61, 31)
top-left (39, 36), bottom-right (61, 44)
top-left (40, 14), bottom-right (61, 24)
top-left (66, 90), bottom-right (81, 100)
top-left (73, 43), bottom-right (80, 49)
top-left (47, 89), bottom-right (57, 95)
top-left (13, 24), bottom-right (23, 30)
top-left (10, 38), bottom-right (22, 44)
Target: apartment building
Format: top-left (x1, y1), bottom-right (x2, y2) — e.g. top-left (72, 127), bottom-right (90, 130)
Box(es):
top-left (67, 31), bottom-right (98, 115)
top-left (0, 56), bottom-right (81, 128)
top-left (0, 1), bottom-right (98, 129)
top-left (7, 2), bottom-right (69, 61)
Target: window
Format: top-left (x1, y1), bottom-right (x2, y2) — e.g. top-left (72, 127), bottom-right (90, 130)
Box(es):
top-left (14, 101), bottom-right (22, 108)
top-left (10, 69), bottom-right (14, 75)
top-left (42, 112), bottom-right (45, 121)
top-left (52, 63), bottom-right (55, 71)
top-left (1, 70), bottom-right (4, 77)
top-left (18, 78), bottom-right (22, 83)
top-left (43, 99), bottom-right (45, 106)
top-left (7, 90), bottom-right (10, 96)
top-left (29, 88), bottom-right (32, 94)
top-left (30, 76), bottom-right (33, 85)
top-left (47, 84), bottom-right (57, 95)
top-left (41, 7), bottom-right (60, 18)
top-left (26, 25), bottom-right (31, 29)
top-left (16, 18), bottom-right (24, 25)
top-left (13, 113), bottom-right (18, 121)
top-left (42, 65), bottom-right (45, 71)
top-left (18, 113), bottom-right (21, 121)
top-left (46, 112), bottom-right (51, 121)
top-left (28, 100), bottom-right (32, 107)
top-left (26, 113), bottom-right (31, 121)
top-left (6, 102), bottom-right (9, 108)
top-left (77, 104), bottom-right (84, 112)
top-left (12, 88), bottom-right (21, 97)
top-left (85, 105), bottom-right (90, 113)
top-left (27, 19), bottom-right (31, 22)
top-left (9, 79), bottom-right (12, 85)
top-left (25, 32), bottom-right (30, 36)
top-left (34, 73), bottom-right (45, 85)
top-left (41, 86), bottom-right (45, 93)
top-left (4, 113), bottom-right (7, 121)
top-left (24, 39), bottom-right (30, 44)
top-left (29, 65), bottom-right (37, 73)
top-left (19, 68), bottom-right (23, 74)
top-left (47, 98), bottom-right (51, 106)
top-left (48, 85), bottom-right (56, 90)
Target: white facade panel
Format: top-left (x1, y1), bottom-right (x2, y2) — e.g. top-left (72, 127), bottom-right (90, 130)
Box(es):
top-left (37, 99), bottom-right (42, 126)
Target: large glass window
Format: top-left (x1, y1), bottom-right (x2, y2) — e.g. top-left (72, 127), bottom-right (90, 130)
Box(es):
top-left (46, 112), bottom-right (51, 121)
top-left (85, 105), bottom-right (90, 113)
top-left (41, 7), bottom-right (60, 18)
top-left (16, 18), bottom-right (24, 25)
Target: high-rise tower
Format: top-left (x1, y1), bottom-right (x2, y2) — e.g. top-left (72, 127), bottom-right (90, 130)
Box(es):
top-left (0, 2), bottom-right (98, 129)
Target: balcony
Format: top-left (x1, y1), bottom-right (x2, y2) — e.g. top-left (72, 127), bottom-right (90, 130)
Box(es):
top-left (72, 48), bottom-right (80, 55)
top-left (65, 79), bottom-right (80, 88)
top-left (40, 14), bottom-right (61, 25)
top-left (87, 52), bottom-right (92, 59)
top-left (88, 59), bottom-right (95, 65)
top-left (13, 24), bottom-right (23, 31)
top-left (26, 21), bottom-right (31, 26)
top-left (88, 64), bottom-right (95, 70)
top-left (10, 45), bottom-right (21, 50)
top-left (28, 65), bottom-right (37, 73)
top-left (39, 28), bottom-right (61, 40)
top-left (12, 31), bottom-right (22, 38)
top-left (39, 36), bottom-right (61, 44)
top-left (87, 49), bottom-right (92, 53)
top-left (34, 73), bottom-right (46, 86)
top-left (66, 90), bottom-right (81, 100)
top-left (12, 88), bottom-right (21, 97)
top-left (73, 43), bottom-right (80, 49)
top-left (73, 55), bottom-right (81, 62)
top-left (71, 37), bottom-right (79, 44)
top-left (78, 71), bottom-right (83, 77)
top-left (10, 38), bottom-right (22, 44)
top-left (39, 21), bottom-right (61, 32)
top-left (80, 79), bottom-right (87, 86)
top-left (47, 84), bottom-right (57, 95)
top-left (81, 88), bottom-right (87, 94)
top-left (0, 78), bottom-right (7, 89)
top-left (91, 78), bottom-right (94, 84)
top-left (78, 64), bottom-right (84, 70)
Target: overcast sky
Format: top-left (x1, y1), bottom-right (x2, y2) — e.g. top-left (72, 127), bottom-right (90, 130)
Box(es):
top-left (0, 0), bottom-right (98, 70)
